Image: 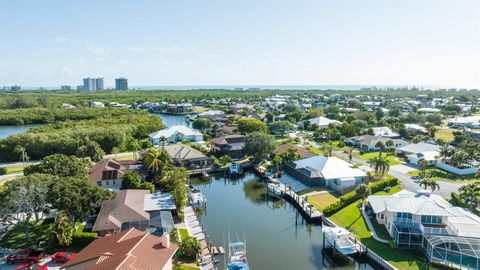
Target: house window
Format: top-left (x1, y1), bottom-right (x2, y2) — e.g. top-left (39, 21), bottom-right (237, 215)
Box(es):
top-left (96, 181), bottom-right (102, 186)
top-left (396, 212), bottom-right (413, 220)
top-left (421, 215), bottom-right (442, 225)
top-left (381, 214), bottom-right (384, 219)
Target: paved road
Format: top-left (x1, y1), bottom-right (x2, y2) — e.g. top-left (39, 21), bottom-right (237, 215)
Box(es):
top-left (312, 142), bottom-right (466, 198)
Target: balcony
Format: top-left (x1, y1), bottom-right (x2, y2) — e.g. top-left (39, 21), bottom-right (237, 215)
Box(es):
top-left (393, 218), bottom-right (457, 236)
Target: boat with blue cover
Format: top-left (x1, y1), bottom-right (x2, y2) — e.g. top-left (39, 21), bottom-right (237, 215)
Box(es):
top-left (227, 241), bottom-right (250, 270)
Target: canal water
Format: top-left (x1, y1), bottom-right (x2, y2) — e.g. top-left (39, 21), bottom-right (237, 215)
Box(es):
top-left (0, 124), bottom-right (44, 139)
top-left (191, 172), bottom-right (376, 270)
top-left (150, 112), bottom-right (192, 128)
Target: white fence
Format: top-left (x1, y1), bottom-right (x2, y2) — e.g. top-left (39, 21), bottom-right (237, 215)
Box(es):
top-left (435, 162), bottom-right (478, 176)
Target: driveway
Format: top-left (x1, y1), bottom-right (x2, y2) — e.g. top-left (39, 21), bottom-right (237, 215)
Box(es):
top-left (0, 255), bottom-right (61, 270)
top-left (390, 164), bottom-right (419, 174)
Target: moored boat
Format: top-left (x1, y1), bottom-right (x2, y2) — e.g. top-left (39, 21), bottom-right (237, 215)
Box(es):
top-left (227, 241), bottom-right (250, 270)
top-left (322, 226), bottom-right (357, 255)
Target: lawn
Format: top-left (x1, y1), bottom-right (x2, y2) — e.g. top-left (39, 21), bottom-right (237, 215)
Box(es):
top-left (179, 228), bottom-right (189, 241)
top-left (330, 185), bottom-right (436, 270)
top-left (435, 128), bottom-right (454, 142)
top-left (5, 165), bottom-right (25, 174)
top-left (408, 168), bottom-right (480, 183)
top-left (358, 152), bottom-right (404, 166)
top-left (0, 220), bottom-right (96, 251)
top-left (174, 265), bottom-right (200, 270)
top-left (306, 192), bottom-right (339, 212)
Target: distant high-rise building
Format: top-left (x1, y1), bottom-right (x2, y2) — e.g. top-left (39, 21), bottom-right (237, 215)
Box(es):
top-left (115, 77), bottom-right (128, 90)
top-left (61, 85), bottom-right (71, 91)
top-left (11, 85), bottom-right (21, 91)
top-left (82, 77), bottom-right (104, 91)
top-left (77, 85), bottom-right (84, 91)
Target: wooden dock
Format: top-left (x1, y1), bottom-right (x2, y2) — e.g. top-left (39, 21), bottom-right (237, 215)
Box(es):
top-left (267, 182), bottom-right (322, 220)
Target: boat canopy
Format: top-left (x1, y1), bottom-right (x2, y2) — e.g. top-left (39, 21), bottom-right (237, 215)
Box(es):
top-left (227, 262), bottom-right (250, 270)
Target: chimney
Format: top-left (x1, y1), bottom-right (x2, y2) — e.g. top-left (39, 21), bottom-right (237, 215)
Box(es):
top-left (161, 233), bottom-right (170, 248)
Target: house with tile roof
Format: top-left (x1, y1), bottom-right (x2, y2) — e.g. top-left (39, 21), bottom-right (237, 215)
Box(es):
top-left (164, 144), bottom-right (211, 168)
top-left (88, 158), bottom-right (141, 190)
top-left (61, 228), bottom-right (177, 270)
top-left (93, 190), bottom-right (176, 236)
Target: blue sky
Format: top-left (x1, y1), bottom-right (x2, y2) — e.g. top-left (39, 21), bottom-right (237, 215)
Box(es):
top-left (0, 0), bottom-right (479, 88)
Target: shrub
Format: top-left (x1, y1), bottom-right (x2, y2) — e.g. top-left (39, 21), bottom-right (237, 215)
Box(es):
top-left (323, 177), bottom-right (399, 216)
top-left (71, 231), bottom-right (96, 249)
top-left (0, 167), bottom-right (7, 175)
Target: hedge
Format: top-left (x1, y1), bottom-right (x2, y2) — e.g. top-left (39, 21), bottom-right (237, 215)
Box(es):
top-left (0, 167), bottom-right (6, 175)
top-left (72, 231), bottom-right (97, 249)
top-left (323, 177), bottom-right (399, 216)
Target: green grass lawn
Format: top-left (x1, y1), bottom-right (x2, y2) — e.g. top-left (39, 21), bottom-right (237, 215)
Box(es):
top-left (330, 185), bottom-right (436, 270)
top-left (307, 192), bottom-right (339, 212)
top-left (179, 228), bottom-right (189, 241)
top-left (5, 165), bottom-right (24, 174)
top-left (409, 168), bottom-right (480, 183)
top-left (435, 128), bottom-right (454, 142)
top-left (358, 152), bottom-right (404, 166)
top-left (174, 265), bottom-right (200, 270)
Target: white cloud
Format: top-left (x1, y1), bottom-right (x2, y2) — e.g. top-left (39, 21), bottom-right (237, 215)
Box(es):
top-left (128, 45), bottom-right (189, 53)
top-left (85, 43), bottom-right (111, 55)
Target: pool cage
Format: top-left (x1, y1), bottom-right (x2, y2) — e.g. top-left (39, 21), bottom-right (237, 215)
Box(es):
top-left (423, 235), bottom-right (480, 269)
top-left (391, 220), bottom-right (480, 269)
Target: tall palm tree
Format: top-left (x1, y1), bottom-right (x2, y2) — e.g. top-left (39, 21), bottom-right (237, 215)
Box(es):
top-left (385, 140), bottom-right (394, 156)
top-left (418, 158), bottom-right (430, 179)
top-left (370, 156), bottom-right (390, 177)
top-left (419, 178), bottom-right (440, 192)
top-left (355, 184), bottom-right (371, 209)
top-left (14, 145), bottom-right (29, 168)
top-left (439, 144), bottom-right (452, 163)
top-left (375, 141), bottom-right (386, 156)
top-left (347, 147), bottom-right (354, 162)
top-left (143, 148), bottom-right (171, 179)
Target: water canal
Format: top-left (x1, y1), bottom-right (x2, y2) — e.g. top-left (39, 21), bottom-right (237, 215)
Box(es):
top-left (0, 124), bottom-right (44, 139)
top-left (191, 172), bottom-right (377, 270)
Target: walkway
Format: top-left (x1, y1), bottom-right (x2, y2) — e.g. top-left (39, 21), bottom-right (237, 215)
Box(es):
top-left (184, 206), bottom-right (215, 270)
top-left (360, 208), bottom-right (389, 244)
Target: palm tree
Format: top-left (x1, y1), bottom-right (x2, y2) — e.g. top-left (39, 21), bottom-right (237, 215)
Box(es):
top-left (126, 138), bottom-right (141, 160)
top-left (458, 182), bottom-right (480, 210)
top-left (356, 184), bottom-right (371, 209)
top-left (375, 141), bottom-right (386, 156)
top-left (271, 156), bottom-right (282, 175)
top-left (419, 178), bottom-right (440, 192)
top-left (347, 147), bottom-right (354, 162)
top-left (160, 136), bottom-right (168, 147)
top-left (439, 144), bottom-right (452, 164)
top-left (14, 145), bottom-right (29, 168)
top-left (385, 140), bottom-right (394, 156)
top-left (418, 158), bottom-right (430, 179)
top-left (370, 156), bottom-right (390, 177)
top-left (143, 148), bottom-right (171, 179)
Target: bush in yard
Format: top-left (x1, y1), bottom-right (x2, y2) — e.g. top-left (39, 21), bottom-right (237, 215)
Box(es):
top-left (323, 177), bottom-right (399, 216)
top-left (0, 167), bottom-right (7, 175)
top-left (71, 231), bottom-right (97, 249)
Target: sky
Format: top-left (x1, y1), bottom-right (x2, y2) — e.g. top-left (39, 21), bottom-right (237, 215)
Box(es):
top-left (0, 0), bottom-right (479, 88)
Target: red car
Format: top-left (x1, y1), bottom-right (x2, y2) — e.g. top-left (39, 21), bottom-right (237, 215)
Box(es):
top-left (6, 249), bottom-right (45, 264)
top-left (50, 252), bottom-right (76, 263)
top-left (16, 263), bottom-right (48, 270)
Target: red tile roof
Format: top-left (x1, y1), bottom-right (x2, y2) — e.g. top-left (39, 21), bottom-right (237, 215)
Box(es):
top-left (62, 228), bottom-right (177, 270)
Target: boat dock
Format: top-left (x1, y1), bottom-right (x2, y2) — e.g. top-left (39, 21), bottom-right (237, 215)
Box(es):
top-left (184, 206), bottom-right (215, 270)
top-left (266, 181), bottom-right (322, 221)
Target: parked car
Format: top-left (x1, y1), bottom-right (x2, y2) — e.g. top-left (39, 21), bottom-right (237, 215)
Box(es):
top-left (51, 251), bottom-right (76, 263)
top-left (16, 263), bottom-right (48, 270)
top-left (6, 249), bottom-right (45, 264)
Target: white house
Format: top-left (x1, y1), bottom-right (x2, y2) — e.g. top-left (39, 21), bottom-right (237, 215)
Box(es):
top-left (284, 155), bottom-right (366, 194)
top-left (397, 142), bottom-right (440, 165)
top-left (149, 125), bottom-right (203, 145)
top-left (448, 115), bottom-right (480, 129)
top-left (405, 123), bottom-right (428, 134)
top-left (372, 127), bottom-right (400, 138)
top-left (367, 190), bottom-right (480, 268)
top-left (91, 101), bottom-right (105, 108)
top-left (303, 116), bottom-right (341, 129)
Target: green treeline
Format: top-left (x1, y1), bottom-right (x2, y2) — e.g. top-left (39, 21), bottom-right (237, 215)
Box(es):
top-left (0, 109), bottom-right (163, 162)
top-left (0, 107), bottom-right (139, 125)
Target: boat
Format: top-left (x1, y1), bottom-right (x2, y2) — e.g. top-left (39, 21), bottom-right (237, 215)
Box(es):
top-left (267, 182), bottom-right (284, 197)
top-left (322, 226), bottom-right (357, 255)
top-left (227, 241), bottom-right (250, 270)
top-left (189, 187), bottom-right (207, 206)
top-left (229, 163), bottom-right (241, 174)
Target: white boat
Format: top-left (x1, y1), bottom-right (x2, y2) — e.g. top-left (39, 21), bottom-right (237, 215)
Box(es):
top-left (189, 187), bottom-right (207, 206)
top-left (227, 241), bottom-right (250, 270)
top-left (267, 182), bottom-right (283, 197)
top-left (322, 226), bottom-right (357, 255)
